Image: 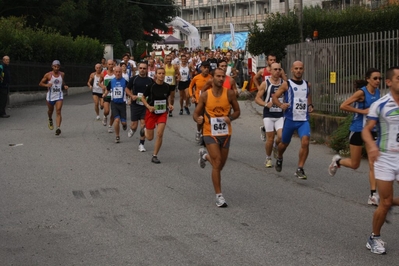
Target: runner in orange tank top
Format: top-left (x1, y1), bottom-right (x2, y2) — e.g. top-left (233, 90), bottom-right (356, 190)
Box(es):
top-left (200, 60), bottom-right (238, 97)
top-left (193, 68), bottom-right (240, 207)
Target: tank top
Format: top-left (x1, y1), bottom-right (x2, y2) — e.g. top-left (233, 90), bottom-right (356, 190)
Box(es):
top-left (179, 65), bottom-right (190, 82)
top-left (92, 74), bottom-right (103, 94)
top-left (263, 67), bottom-right (272, 81)
top-left (103, 73), bottom-right (115, 97)
top-left (46, 72), bottom-right (64, 102)
top-left (284, 79), bottom-right (310, 121)
top-left (164, 64), bottom-right (176, 85)
top-left (350, 86), bottom-right (380, 132)
top-left (262, 77), bottom-right (284, 118)
top-left (222, 76), bottom-right (233, 90)
top-left (148, 65), bottom-right (156, 79)
top-left (203, 88), bottom-right (232, 136)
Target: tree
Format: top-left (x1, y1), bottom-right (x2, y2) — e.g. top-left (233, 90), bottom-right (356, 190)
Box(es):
top-left (0, 0), bottom-right (179, 58)
top-left (247, 12), bottom-right (300, 61)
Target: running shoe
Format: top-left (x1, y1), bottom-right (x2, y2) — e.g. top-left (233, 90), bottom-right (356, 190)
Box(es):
top-left (265, 158), bottom-right (272, 168)
top-left (184, 106), bottom-right (190, 115)
top-left (108, 126), bottom-right (113, 133)
top-left (138, 144), bottom-right (146, 152)
top-left (102, 116), bottom-right (107, 126)
top-left (328, 154), bottom-right (341, 176)
top-left (295, 168), bottom-right (307, 180)
top-left (216, 194), bottom-right (228, 208)
top-left (260, 126), bottom-right (266, 142)
top-left (198, 148), bottom-right (207, 168)
top-left (273, 144), bottom-right (278, 159)
top-left (128, 128), bottom-right (135, 138)
top-left (140, 127), bottom-right (145, 137)
top-left (48, 119), bottom-right (54, 130)
top-left (96, 115), bottom-right (100, 120)
top-left (275, 159), bottom-right (283, 172)
top-left (169, 111), bottom-right (173, 117)
top-left (366, 235), bottom-right (386, 254)
top-left (122, 124), bottom-right (127, 131)
top-left (151, 155), bottom-right (160, 164)
top-left (55, 128), bottom-right (61, 136)
top-left (195, 132), bottom-right (201, 142)
top-left (179, 109), bottom-right (183, 115)
top-left (115, 136), bottom-right (120, 143)
top-left (368, 193), bottom-right (380, 206)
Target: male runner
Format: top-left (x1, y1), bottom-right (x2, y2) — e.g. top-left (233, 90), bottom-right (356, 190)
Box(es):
top-left (193, 68), bottom-right (240, 207)
top-left (87, 63), bottom-right (104, 120)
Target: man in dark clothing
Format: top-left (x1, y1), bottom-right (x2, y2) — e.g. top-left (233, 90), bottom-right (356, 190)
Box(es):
top-left (0, 55), bottom-right (11, 118)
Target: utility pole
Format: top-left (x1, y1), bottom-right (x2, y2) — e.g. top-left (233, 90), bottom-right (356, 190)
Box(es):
top-left (294, 0), bottom-right (303, 41)
top-left (285, 0), bottom-right (290, 16)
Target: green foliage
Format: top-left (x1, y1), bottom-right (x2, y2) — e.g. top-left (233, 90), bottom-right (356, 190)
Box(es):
top-left (248, 4), bottom-right (399, 57)
top-left (303, 4), bottom-right (399, 39)
top-left (0, 0), bottom-right (179, 58)
top-left (248, 12), bottom-right (300, 59)
top-left (329, 115), bottom-right (351, 153)
top-left (0, 17), bottom-right (103, 63)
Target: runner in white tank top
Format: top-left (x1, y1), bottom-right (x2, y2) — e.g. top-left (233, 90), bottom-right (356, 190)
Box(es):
top-left (87, 63), bottom-right (104, 120)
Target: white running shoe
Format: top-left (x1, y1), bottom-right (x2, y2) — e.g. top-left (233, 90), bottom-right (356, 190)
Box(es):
top-left (260, 126), bottom-right (266, 142)
top-left (128, 128), bottom-right (135, 138)
top-left (138, 144), bottom-right (146, 152)
top-left (107, 126), bottom-right (113, 133)
top-left (366, 235), bottom-right (386, 254)
top-left (368, 193), bottom-right (380, 206)
top-left (198, 148), bottom-right (207, 168)
top-left (216, 194), bottom-right (228, 207)
top-left (102, 116), bottom-right (107, 126)
top-left (265, 158), bottom-right (272, 168)
top-left (328, 154), bottom-right (341, 176)
top-left (96, 115), bottom-right (100, 120)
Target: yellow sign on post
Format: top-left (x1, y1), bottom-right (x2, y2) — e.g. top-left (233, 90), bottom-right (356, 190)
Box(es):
top-left (330, 72), bottom-right (336, 84)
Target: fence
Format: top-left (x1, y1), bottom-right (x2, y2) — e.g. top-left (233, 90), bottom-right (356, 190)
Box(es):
top-left (282, 30), bottom-right (399, 115)
top-left (9, 61), bottom-right (93, 92)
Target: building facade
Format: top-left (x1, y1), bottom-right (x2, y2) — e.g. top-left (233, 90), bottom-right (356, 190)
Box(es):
top-left (176, 0), bottom-right (388, 48)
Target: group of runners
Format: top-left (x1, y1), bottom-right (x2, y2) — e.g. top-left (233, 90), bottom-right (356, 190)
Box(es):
top-left (38, 52), bottom-right (399, 254)
top-left (254, 54), bottom-right (399, 255)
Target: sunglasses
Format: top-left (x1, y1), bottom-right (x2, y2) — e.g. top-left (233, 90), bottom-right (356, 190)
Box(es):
top-left (139, 67), bottom-right (147, 70)
top-left (372, 77), bottom-right (382, 80)
top-left (273, 68), bottom-right (282, 71)
top-left (219, 65), bottom-right (227, 67)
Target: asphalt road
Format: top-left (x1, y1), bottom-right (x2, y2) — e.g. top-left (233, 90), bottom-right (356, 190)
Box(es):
top-left (0, 92), bottom-right (398, 265)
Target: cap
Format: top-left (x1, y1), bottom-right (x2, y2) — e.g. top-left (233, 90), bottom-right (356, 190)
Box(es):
top-left (201, 61), bottom-right (210, 67)
top-left (52, 60), bottom-right (61, 66)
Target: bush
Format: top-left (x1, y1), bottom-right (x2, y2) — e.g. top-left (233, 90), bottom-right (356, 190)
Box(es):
top-left (0, 17), bottom-right (104, 64)
top-left (329, 115), bottom-right (351, 154)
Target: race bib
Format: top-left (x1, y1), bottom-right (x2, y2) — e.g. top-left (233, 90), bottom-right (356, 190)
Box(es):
top-left (154, 100), bottom-right (167, 114)
top-left (136, 92), bottom-right (144, 105)
top-left (165, 76), bottom-right (173, 84)
top-left (211, 117), bottom-right (229, 136)
top-left (112, 86), bottom-right (123, 100)
top-left (293, 98), bottom-right (307, 121)
top-left (52, 86), bottom-right (61, 93)
top-left (269, 97), bottom-right (283, 112)
top-left (148, 71), bottom-right (155, 79)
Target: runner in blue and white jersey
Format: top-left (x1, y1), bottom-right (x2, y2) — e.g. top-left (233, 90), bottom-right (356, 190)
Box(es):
top-left (272, 61), bottom-right (314, 179)
top-left (328, 68), bottom-right (381, 206)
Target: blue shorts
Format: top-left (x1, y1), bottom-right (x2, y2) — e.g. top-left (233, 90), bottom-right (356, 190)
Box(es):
top-left (281, 119), bottom-right (310, 144)
top-left (47, 99), bottom-right (63, 106)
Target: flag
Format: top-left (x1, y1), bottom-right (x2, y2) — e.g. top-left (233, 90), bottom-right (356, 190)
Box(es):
top-left (230, 23), bottom-right (236, 50)
top-left (140, 49), bottom-right (147, 58)
top-left (161, 49), bottom-right (165, 58)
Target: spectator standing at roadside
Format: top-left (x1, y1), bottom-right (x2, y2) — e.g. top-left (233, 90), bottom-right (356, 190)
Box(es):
top-left (0, 55), bottom-right (11, 118)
